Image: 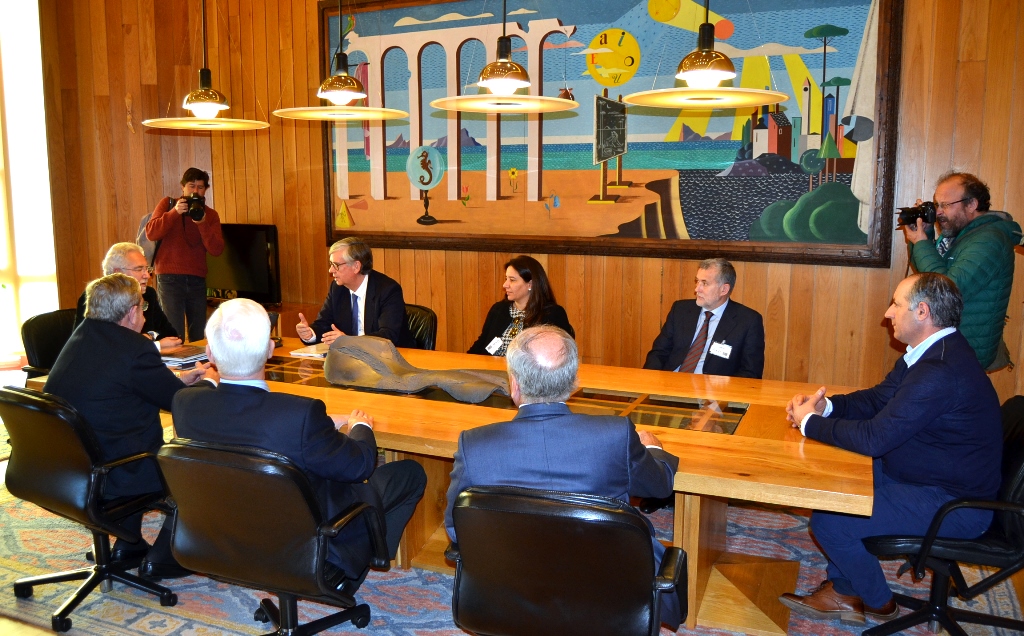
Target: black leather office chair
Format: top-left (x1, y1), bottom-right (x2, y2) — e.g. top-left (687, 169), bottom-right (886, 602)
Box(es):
top-left (20, 308), bottom-right (77, 378)
top-left (0, 386), bottom-right (176, 633)
top-left (447, 486), bottom-right (687, 636)
top-left (156, 439), bottom-right (388, 635)
top-left (405, 304), bottom-right (437, 351)
top-left (862, 396), bottom-right (1024, 636)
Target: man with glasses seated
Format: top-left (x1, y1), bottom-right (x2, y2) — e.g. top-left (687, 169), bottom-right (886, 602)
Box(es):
top-left (295, 237), bottom-right (415, 348)
top-left (903, 171), bottom-right (1021, 370)
top-left (47, 274), bottom-right (217, 579)
top-left (74, 242), bottom-right (181, 351)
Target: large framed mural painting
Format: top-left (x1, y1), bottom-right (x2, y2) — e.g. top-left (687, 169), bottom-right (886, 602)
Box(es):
top-left (321, 0), bottom-right (901, 267)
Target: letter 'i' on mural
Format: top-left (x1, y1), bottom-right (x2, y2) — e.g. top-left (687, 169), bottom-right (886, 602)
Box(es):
top-left (327, 0), bottom-right (878, 246)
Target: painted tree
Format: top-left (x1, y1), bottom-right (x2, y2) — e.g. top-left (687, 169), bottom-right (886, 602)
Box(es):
top-left (799, 149), bottom-right (826, 191)
top-left (817, 132), bottom-right (842, 182)
top-left (804, 25), bottom-right (849, 136)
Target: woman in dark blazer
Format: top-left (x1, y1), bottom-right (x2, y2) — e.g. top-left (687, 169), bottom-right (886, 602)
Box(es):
top-left (468, 255), bottom-right (575, 356)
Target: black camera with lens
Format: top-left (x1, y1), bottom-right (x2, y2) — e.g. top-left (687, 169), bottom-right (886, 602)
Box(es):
top-left (896, 201), bottom-right (936, 228)
top-left (172, 193), bottom-right (206, 222)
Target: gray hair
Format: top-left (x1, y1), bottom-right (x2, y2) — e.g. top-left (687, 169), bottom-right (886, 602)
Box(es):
top-left (329, 237), bottom-right (373, 273)
top-left (506, 325), bottom-right (579, 404)
top-left (907, 273), bottom-right (962, 329)
top-left (698, 258), bottom-right (736, 291)
top-left (85, 273), bottom-right (140, 323)
top-left (206, 298), bottom-right (272, 377)
top-left (101, 242), bottom-right (145, 275)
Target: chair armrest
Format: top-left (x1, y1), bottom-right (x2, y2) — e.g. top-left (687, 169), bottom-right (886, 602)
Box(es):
top-left (912, 498), bottom-right (1024, 579)
top-left (444, 542), bottom-right (460, 562)
top-left (94, 451), bottom-right (158, 474)
top-left (321, 502), bottom-right (390, 569)
top-left (21, 366), bottom-right (49, 379)
top-left (655, 547), bottom-right (686, 591)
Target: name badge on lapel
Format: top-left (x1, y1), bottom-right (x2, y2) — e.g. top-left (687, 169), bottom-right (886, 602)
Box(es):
top-left (709, 341), bottom-right (732, 359)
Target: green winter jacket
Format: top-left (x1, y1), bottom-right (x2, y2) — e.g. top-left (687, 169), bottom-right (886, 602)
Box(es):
top-left (909, 211), bottom-right (1021, 368)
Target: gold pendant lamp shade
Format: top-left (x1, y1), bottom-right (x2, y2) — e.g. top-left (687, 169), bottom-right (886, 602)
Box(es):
top-left (477, 35), bottom-right (530, 97)
top-left (317, 51), bottom-right (367, 106)
top-left (675, 23), bottom-right (736, 89)
top-left (181, 68), bottom-right (229, 119)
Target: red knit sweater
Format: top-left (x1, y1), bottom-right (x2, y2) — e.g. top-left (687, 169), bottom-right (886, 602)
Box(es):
top-left (145, 197), bottom-right (224, 277)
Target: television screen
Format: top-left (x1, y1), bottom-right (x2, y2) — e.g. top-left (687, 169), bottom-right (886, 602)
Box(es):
top-left (206, 224), bottom-right (281, 304)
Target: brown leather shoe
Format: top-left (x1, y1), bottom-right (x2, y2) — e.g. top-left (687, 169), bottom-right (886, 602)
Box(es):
top-left (778, 580), bottom-right (865, 625)
top-left (865, 598), bottom-right (899, 621)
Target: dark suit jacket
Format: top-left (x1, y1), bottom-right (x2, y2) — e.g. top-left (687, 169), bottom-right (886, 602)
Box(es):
top-left (644, 299), bottom-right (765, 378)
top-left (75, 286), bottom-right (178, 341)
top-left (467, 300), bottom-right (575, 355)
top-left (172, 382), bottom-right (380, 576)
top-left (309, 270), bottom-right (413, 347)
top-left (806, 330), bottom-right (1002, 500)
top-left (43, 318), bottom-right (186, 497)
top-left (444, 401), bottom-right (681, 628)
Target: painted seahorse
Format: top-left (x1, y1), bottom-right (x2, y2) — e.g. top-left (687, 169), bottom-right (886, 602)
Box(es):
top-left (418, 150), bottom-right (433, 186)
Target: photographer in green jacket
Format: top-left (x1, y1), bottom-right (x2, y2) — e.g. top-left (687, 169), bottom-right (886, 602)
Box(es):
top-left (904, 171), bottom-right (1021, 370)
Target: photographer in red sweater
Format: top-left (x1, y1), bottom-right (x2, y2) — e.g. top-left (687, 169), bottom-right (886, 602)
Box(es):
top-left (145, 167), bottom-right (224, 342)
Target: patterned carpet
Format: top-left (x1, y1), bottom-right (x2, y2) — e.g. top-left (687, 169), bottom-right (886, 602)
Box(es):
top-left (0, 484), bottom-right (1018, 635)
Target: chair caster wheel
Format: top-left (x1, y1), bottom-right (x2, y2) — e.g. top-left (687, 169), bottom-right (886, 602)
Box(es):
top-left (160, 592), bottom-right (178, 607)
top-left (13, 584), bottom-right (32, 598)
top-left (353, 614), bottom-right (370, 628)
top-left (52, 616), bottom-right (72, 632)
top-left (254, 607), bottom-right (269, 623)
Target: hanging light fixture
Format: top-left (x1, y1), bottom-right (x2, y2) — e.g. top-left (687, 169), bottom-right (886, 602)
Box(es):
top-left (431, 0), bottom-right (577, 114)
top-left (275, 0), bottom-right (408, 121)
top-left (623, 0), bottom-right (785, 110)
top-left (143, 0), bottom-right (268, 130)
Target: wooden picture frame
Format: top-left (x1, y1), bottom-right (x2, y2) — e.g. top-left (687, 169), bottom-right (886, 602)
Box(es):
top-left (320, 0), bottom-right (901, 267)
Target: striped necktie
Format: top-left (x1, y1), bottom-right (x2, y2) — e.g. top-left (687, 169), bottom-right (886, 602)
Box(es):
top-left (679, 311), bottom-right (713, 373)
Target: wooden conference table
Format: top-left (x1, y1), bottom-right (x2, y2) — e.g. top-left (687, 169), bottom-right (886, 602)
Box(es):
top-left (31, 338), bottom-right (873, 635)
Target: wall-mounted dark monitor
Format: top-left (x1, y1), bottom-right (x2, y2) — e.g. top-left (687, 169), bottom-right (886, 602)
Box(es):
top-left (206, 224), bottom-right (281, 304)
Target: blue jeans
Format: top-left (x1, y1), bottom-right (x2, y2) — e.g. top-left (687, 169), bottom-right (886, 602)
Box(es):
top-left (156, 274), bottom-right (208, 343)
top-left (810, 459), bottom-right (993, 607)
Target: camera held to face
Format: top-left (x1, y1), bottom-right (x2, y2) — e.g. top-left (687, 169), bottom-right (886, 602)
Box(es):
top-left (896, 201), bottom-right (936, 228)
top-left (174, 193), bottom-right (206, 222)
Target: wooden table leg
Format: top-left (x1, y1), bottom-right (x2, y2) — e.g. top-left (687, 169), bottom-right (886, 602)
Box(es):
top-left (387, 450), bottom-right (454, 573)
top-left (675, 493), bottom-right (800, 635)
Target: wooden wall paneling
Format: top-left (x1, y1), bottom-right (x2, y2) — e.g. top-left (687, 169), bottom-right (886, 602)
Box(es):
top-left (428, 250), bottom-right (447, 351)
top-left (1005, 12), bottom-right (1024, 397)
top-left (620, 254), bottom-right (643, 368)
top-left (581, 254), bottom-right (606, 364)
top-left (291, 0), bottom-right (314, 304)
top-left (263, 0), bottom-right (283, 228)
top-left (414, 249), bottom-right (431, 307)
top-left (121, 0), bottom-right (149, 240)
top-left (229, 5), bottom-right (249, 220)
top-left (238, 0), bottom-right (260, 222)
top-left (957, 0), bottom-right (989, 62)
top-left (807, 266), bottom-right (841, 385)
top-left (104, 0), bottom-right (134, 244)
top-left (304, 0), bottom-right (328, 287)
top-left (602, 256), bottom-right (624, 367)
top-left (831, 268), bottom-right (867, 386)
top-left (859, 268), bottom-right (895, 387)
top-left (250, 0), bottom-right (273, 225)
top-left (399, 249), bottom-right (417, 302)
top-left (277, 0), bottom-right (298, 303)
top-left (459, 251), bottom-right (479, 351)
top-left (951, 60), bottom-right (986, 175)
top-left (443, 251), bottom-right (463, 352)
top-left (77, 0), bottom-right (104, 290)
top-left (659, 258), bottom-right (684, 328)
top-left (763, 263), bottom-right (791, 381)
top-left (784, 264), bottom-right (815, 382)
top-left (923, 0), bottom-right (959, 192)
top-left (560, 253), bottom-right (585, 353)
top-left (739, 262), bottom-right (768, 318)
top-left (638, 257), bottom-right (663, 367)
top-left (978, 0), bottom-right (1017, 206)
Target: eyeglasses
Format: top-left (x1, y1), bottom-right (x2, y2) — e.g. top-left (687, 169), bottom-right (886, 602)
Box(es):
top-left (123, 265), bottom-right (154, 275)
top-left (934, 198), bottom-right (968, 211)
top-left (140, 301), bottom-right (149, 311)
top-left (329, 260), bottom-right (353, 271)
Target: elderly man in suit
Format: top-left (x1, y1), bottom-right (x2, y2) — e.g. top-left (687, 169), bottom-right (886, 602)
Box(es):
top-left (45, 273), bottom-right (216, 579)
top-left (175, 298), bottom-right (426, 592)
top-left (780, 273), bottom-right (1002, 625)
top-left (644, 257), bottom-right (765, 379)
top-left (444, 325), bottom-right (683, 631)
top-left (295, 237), bottom-right (414, 348)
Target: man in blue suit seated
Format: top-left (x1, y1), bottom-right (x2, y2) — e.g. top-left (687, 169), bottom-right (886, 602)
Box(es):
top-left (444, 325), bottom-right (683, 631)
top-left (780, 273), bottom-right (1003, 626)
top-left (174, 298), bottom-right (426, 592)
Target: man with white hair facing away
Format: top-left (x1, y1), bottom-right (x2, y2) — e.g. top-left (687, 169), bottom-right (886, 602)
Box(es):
top-left (172, 299), bottom-right (426, 592)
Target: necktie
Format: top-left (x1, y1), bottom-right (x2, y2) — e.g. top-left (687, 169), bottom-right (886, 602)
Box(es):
top-left (679, 310), bottom-right (713, 373)
top-left (351, 293), bottom-right (360, 336)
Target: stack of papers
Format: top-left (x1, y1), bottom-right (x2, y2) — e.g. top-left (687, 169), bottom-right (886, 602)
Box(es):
top-left (161, 345), bottom-right (208, 365)
top-left (290, 343), bottom-right (330, 358)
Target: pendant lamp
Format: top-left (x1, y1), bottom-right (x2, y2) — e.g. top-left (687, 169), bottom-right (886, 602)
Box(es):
top-left (274, 0), bottom-right (408, 121)
top-left (430, 0), bottom-right (577, 114)
top-left (143, 0), bottom-right (268, 130)
top-left (623, 0), bottom-right (785, 110)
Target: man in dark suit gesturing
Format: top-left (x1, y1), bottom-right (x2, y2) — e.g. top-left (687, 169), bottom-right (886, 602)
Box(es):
top-left (175, 299), bottom-right (426, 591)
top-left (295, 237), bottom-right (414, 348)
top-left (45, 273), bottom-right (217, 578)
top-left (444, 325), bottom-right (683, 631)
top-left (644, 257), bottom-right (765, 379)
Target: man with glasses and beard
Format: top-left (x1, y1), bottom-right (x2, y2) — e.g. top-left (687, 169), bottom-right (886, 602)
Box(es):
top-left (295, 237), bottom-right (415, 348)
top-left (903, 171), bottom-right (1020, 370)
